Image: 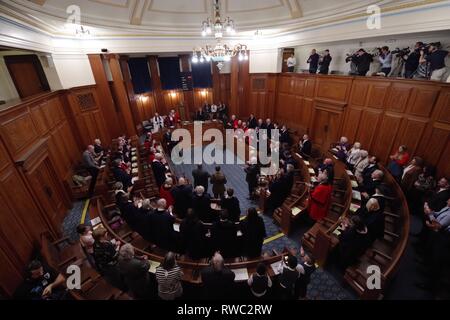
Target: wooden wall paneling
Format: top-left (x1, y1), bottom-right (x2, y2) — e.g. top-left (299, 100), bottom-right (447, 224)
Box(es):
top-left (392, 116), bottom-right (429, 157)
top-left (87, 54), bottom-right (123, 138)
top-left (148, 56), bottom-right (165, 115)
top-left (218, 73), bottom-right (230, 106)
top-left (416, 122), bottom-right (450, 173)
top-left (349, 81), bottom-right (369, 106)
top-left (367, 82), bottom-right (390, 109)
top-left (432, 86), bottom-right (450, 124)
top-left (341, 107), bottom-right (362, 143)
top-left (310, 103), bottom-right (344, 149)
top-left (355, 109), bottom-right (383, 150)
top-left (314, 76), bottom-right (352, 106)
top-left (0, 246), bottom-right (27, 298)
top-left (230, 56), bottom-right (239, 116)
top-left (135, 93), bottom-right (156, 123)
top-left (370, 113), bottom-right (403, 163)
top-left (183, 91), bottom-right (195, 120)
top-left (212, 62), bottom-right (221, 103)
top-left (436, 138), bottom-right (450, 178)
top-left (119, 56), bottom-right (142, 132)
top-left (406, 84), bottom-right (440, 118)
top-left (106, 54), bottom-right (136, 138)
top-left (385, 82), bottom-right (412, 113)
top-left (238, 51), bottom-right (250, 117)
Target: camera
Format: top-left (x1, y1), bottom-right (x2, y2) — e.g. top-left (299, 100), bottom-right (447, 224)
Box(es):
top-left (391, 47), bottom-right (411, 57)
top-left (345, 53), bottom-right (357, 63)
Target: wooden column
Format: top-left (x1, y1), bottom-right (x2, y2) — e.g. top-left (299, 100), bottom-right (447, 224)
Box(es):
top-left (148, 55), bottom-right (165, 115)
top-left (87, 54), bottom-right (123, 138)
top-left (212, 61), bottom-right (221, 104)
top-left (230, 55), bottom-right (239, 116)
top-left (105, 54), bottom-right (137, 138)
top-left (239, 50), bottom-right (250, 117)
top-left (179, 54), bottom-right (194, 120)
top-left (119, 56), bottom-right (143, 134)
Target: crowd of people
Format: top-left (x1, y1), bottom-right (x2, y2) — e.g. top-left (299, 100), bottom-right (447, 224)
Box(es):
top-left (286, 42), bottom-right (449, 81)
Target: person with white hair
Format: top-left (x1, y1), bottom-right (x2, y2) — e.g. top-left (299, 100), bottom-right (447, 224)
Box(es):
top-left (357, 197), bottom-right (384, 243)
top-left (192, 185), bottom-right (213, 222)
top-left (151, 153), bottom-right (168, 187)
top-left (171, 177), bottom-right (193, 218)
top-left (245, 157), bottom-right (260, 200)
top-left (200, 252), bottom-right (235, 300)
top-left (151, 198), bottom-right (175, 250)
top-left (354, 150), bottom-right (369, 182)
top-left (346, 142), bottom-right (362, 169)
top-left (334, 136), bottom-right (351, 161)
top-left (117, 243), bottom-right (152, 299)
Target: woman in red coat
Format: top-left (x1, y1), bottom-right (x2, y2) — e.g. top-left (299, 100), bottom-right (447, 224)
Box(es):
top-left (308, 170), bottom-right (333, 221)
top-left (159, 178), bottom-right (175, 208)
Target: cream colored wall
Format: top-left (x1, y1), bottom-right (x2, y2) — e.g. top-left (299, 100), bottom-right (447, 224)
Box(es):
top-left (51, 54), bottom-right (95, 89)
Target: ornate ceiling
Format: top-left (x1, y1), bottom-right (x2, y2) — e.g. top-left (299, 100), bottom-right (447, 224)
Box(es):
top-left (0, 0), bottom-right (439, 38)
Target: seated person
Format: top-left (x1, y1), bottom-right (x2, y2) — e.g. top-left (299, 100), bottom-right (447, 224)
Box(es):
top-left (401, 156), bottom-right (424, 194)
top-left (14, 260), bottom-right (66, 300)
top-left (359, 156), bottom-right (379, 185)
top-left (354, 150), bottom-right (369, 182)
top-left (220, 188), bottom-right (241, 222)
top-left (387, 145), bottom-right (410, 181)
top-left (333, 136), bottom-right (351, 161)
top-left (361, 169), bottom-right (384, 199)
top-left (346, 142), bottom-right (362, 169)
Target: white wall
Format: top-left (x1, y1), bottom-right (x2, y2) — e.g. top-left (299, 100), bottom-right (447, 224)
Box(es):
top-left (250, 48), bottom-right (282, 73)
top-left (292, 30), bottom-right (450, 75)
top-left (52, 54), bottom-right (95, 89)
top-left (0, 57), bottom-right (19, 102)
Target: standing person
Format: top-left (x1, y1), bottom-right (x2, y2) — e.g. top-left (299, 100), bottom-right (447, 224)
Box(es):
top-left (308, 170), bottom-right (333, 222)
top-left (155, 252), bottom-right (184, 300)
top-left (295, 254), bottom-right (316, 300)
top-left (240, 207), bottom-right (266, 258)
top-left (210, 166), bottom-right (227, 199)
top-left (420, 43), bottom-right (449, 81)
top-left (192, 164), bottom-right (210, 191)
top-left (171, 177), bottom-right (193, 218)
top-left (286, 53), bottom-right (296, 72)
top-left (151, 112), bottom-right (164, 133)
top-left (200, 252), bottom-right (235, 300)
top-left (117, 244), bottom-right (152, 299)
top-left (220, 188), bottom-right (241, 222)
top-left (245, 157), bottom-right (260, 200)
top-left (353, 49), bottom-right (373, 76)
top-left (180, 209), bottom-right (205, 259)
top-left (379, 46), bottom-right (393, 76)
top-left (248, 114), bottom-right (257, 129)
top-left (404, 42), bottom-right (423, 78)
top-left (277, 254), bottom-right (304, 299)
top-left (82, 145), bottom-right (101, 197)
top-left (159, 178), bottom-right (175, 208)
top-left (299, 134), bottom-right (312, 158)
top-left (248, 263), bottom-right (272, 299)
top-left (307, 49), bottom-right (320, 74)
top-left (318, 50), bottom-right (332, 74)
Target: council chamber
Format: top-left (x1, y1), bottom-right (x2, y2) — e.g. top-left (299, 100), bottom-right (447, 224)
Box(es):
top-left (0, 0), bottom-right (449, 303)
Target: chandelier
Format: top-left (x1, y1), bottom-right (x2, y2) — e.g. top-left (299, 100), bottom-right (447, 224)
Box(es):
top-left (192, 0), bottom-right (248, 70)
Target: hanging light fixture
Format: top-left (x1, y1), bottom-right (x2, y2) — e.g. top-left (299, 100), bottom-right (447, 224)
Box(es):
top-left (192, 0), bottom-right (247, 70)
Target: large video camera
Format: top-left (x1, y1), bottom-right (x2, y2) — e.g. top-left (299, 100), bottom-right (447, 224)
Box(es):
top-left (391, 47), bottom-right (411, 57)
top-left (345, 53), bottom-right (357, 63)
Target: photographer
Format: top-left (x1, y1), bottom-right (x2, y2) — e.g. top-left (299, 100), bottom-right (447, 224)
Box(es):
top-left (404, 42), bottom-right (423, 78)
top-left (378, 46), bottom-right (392, 76)
top-left (318, 49), bottom-right (332, 74)
top-left (420, 43), bottom-right (449, 81)
top-left (352, 49), bottom-right (373, 76)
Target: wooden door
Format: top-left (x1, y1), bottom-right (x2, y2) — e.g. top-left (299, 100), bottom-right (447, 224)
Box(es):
top-left (26, 158), bottom-right (67, 231)
top-left (4, 55), bottom-right (50, 99)
top-left (312, 109), bottom-right (342, 149)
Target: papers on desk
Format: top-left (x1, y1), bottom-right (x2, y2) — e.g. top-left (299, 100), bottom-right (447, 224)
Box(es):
top-left (90, 217), bottom-right (101, 226)
top-left (270, 261), bottom-right (283, 275)
top-left (346, 170), bottom-right (354, 176)
top-left (295, 153), bottom-right (302, 159)
top-left (333, 155), bottom-right (338, 160)
top-left (349, 203), bottom-right (361, 213)
top-left (132, 163), bottom-right (138, 168)
top-left (131, 177), bottom-right (139, 184)
top-left (291, 207), bottom-right (302, 216)
top-left (352, 190), bottom-right (361, 201)
top-left (332, 148), bottom-right (339, 152)
top-left (132, 156), bottom-right (138, 162)
top-left (308, 168), bottom-right (315, 174)
top-left (231, 268), bottom-right (249, 281)
top-left (236, 230), bottom-right (243, 237)
top-left (173, 223), bottom-right (180, 232)
top-left (148, 260), bottom-right (161, 274)
top-left (351, 180), bottom-right (359, 188)
top-left (333, 226), bottom-right (343, 236)
top-left (304, 160), bottom-right (310, 166)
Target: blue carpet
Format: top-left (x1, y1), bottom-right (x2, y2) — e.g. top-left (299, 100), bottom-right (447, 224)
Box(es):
top-left (62, 200), bottom-right (85, 242)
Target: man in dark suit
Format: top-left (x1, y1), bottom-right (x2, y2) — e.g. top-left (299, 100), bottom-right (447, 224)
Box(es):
top-left (299, 134), bottom-right (312, 158)
top-left (151, 199), bottom-right (175, 250)
top-left (220, 188), bottom-right (241, 222)
top-left (200, 252), bottom-right (235, 300)
top-left (195, 107), bottom-right (205, 121)
top-left (307, 49), bottom-right (320, 74)
top-left (361, 156), bottom-right (379, 186)
top-left (362, 169), bottom-right (384, 199)
top-left (192, 164), bottom-right (210, 191)
top-left (265, 118), bottom-right (275, 140)
top-left (211, 211), bottom-right (237, 258)
top-left (247, 114), bottom-right (257, 129)
top-left (111, 158), bottom-right (133, 191)
top-left (151, 153), bottom-right (167, 188)
top-left (427, 177), bottom-right (450, 212)
top-left (171, 177), bottom-right (193, 218)
top-left (279, 125), bottom-right (291, 145)
top-left (245, 158), bottom-right (260, 200)
top-left (192, 186), bottom-right (213, 222)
